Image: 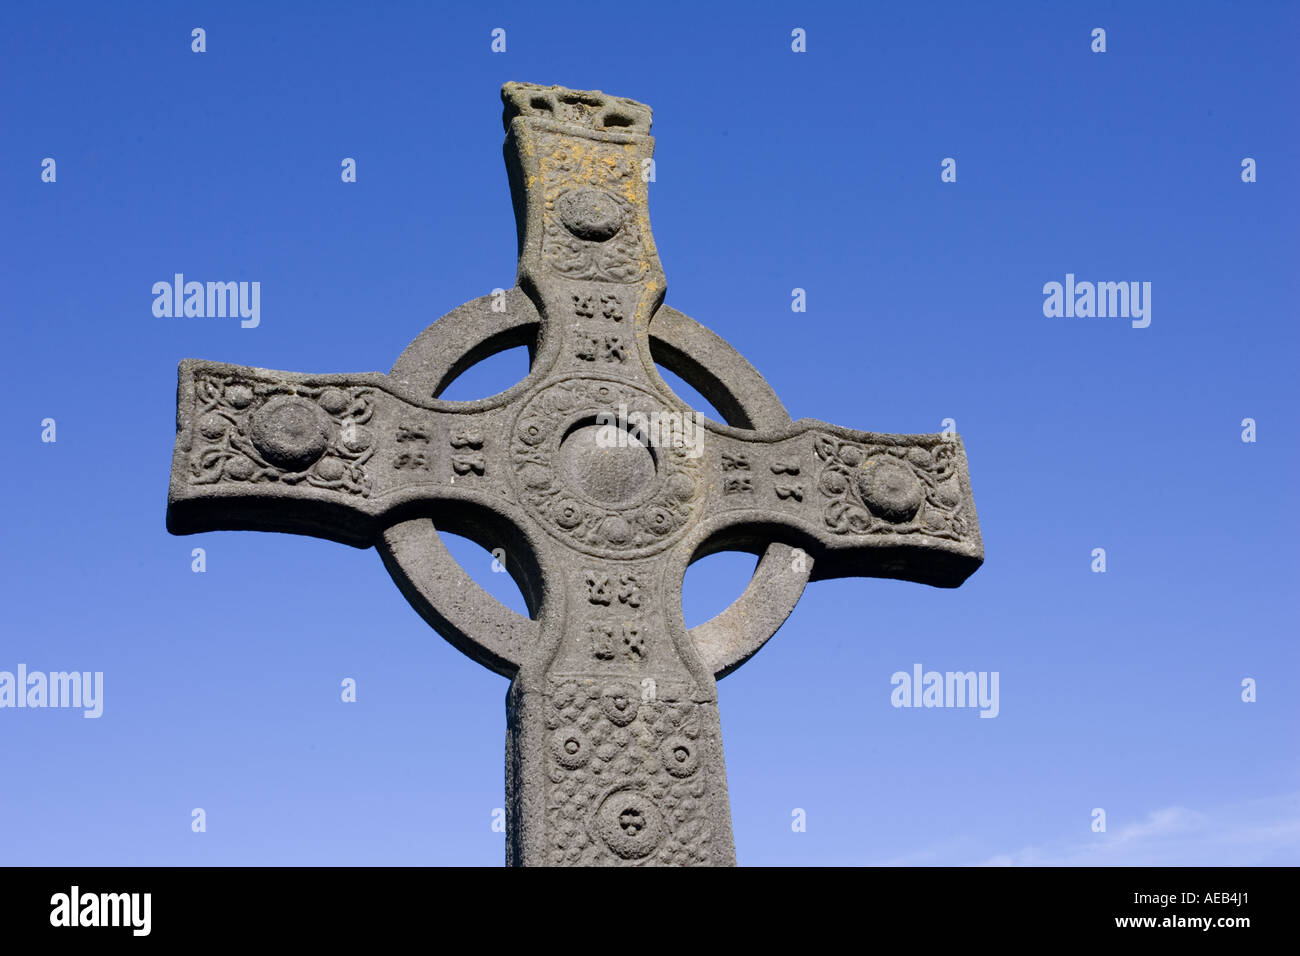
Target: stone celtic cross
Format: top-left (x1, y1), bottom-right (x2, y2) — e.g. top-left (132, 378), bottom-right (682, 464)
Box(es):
top-left (166, 82), bottom-right (984, 866)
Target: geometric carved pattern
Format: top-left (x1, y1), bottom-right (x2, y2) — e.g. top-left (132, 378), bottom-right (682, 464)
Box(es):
top-left (545, 679), bottom-right (712, 866)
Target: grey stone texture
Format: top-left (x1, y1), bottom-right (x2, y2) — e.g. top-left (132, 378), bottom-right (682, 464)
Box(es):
top-left (166, 82), bottom-right (984, 866)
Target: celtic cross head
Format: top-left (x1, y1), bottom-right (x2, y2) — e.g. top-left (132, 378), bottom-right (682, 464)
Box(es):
top-left (166, 81), bottom-right (983, 866)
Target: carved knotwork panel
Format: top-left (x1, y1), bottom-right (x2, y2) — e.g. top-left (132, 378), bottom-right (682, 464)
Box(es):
top-left (186, 370), bottom-right (376, 496)
top-left (538, 131), bottom-right (647, 283)
top-left (814, 433), bottom-right (974, 542)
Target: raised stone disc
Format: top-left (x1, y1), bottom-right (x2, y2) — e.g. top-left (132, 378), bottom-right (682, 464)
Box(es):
top-left (856, 456), bottom-right (924, 523)
top-left (249, 396), bottom-right (330, 471)
top-left (559, 423), bottom-right (655, 505)
top-left (595, 789), bottom-right (664, 860)
top-left (556, 188), bottom-right (624, 242)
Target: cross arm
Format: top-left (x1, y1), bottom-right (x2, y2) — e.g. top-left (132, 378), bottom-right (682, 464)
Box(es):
top-left (166, 359), bottom-right (510, 547)
top-left (696, 421), bottom-right (983, 588)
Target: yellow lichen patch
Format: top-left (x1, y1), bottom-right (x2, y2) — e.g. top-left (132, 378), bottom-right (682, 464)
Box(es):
top-left (621, 144), bottom-right (641, 203)
top-left (530, 135), bottom-right (654, 234)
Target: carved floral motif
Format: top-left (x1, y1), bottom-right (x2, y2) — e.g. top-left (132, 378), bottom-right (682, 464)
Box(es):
top-left (188, 371), bottom-right (375, 496)
top-left (814, 433), bottom-right (972, 542)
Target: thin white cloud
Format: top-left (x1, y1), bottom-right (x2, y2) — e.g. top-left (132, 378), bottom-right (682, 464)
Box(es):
top-left (977, 793), bottom-right (1300, 866)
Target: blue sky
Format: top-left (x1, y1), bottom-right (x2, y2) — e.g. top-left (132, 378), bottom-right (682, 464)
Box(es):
top-left (2, 0), bottom-right (1296, 865)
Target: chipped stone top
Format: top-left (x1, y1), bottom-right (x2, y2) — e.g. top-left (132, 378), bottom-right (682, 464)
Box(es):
top-left (502, 81), bottom-right (653, 135)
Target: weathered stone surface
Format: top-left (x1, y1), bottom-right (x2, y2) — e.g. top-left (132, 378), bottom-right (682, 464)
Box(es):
top-left (166, 81), bottom-right (984, 866)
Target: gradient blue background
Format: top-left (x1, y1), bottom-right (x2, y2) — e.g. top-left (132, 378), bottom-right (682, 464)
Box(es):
top-left (3, 1), bottom-right (1296, 865)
